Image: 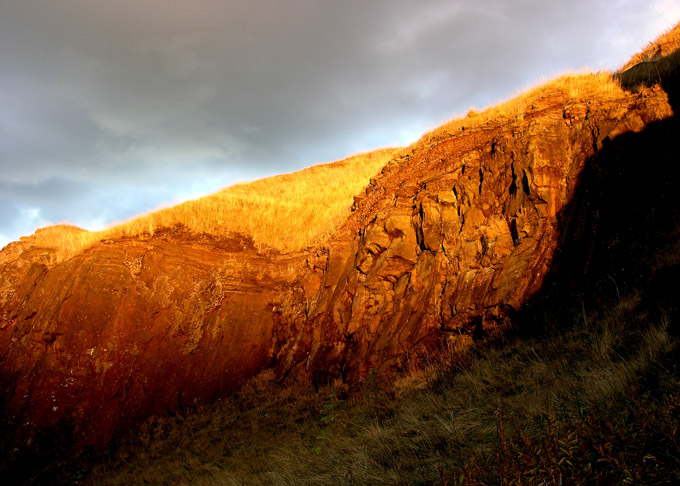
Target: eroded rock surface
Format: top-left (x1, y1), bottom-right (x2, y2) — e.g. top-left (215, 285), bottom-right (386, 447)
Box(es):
top-left (274, 85), bottom-right (674, 384)
top-left (0, 229), bottom-right (305, 448)
top-left (0, 82), bottom-right (674, 454)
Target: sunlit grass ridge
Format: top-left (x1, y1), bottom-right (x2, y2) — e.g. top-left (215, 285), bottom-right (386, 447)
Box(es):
top-left (420, 71), bottom-right (626, 142)
top-left (21, 70), bottom-right (653, 262)
top-left (27, 148), bottom-right (396, 259)
top-left (109, 148), bottom-right (397, 251)
top-left (621, 21), bottom-right (680, 71)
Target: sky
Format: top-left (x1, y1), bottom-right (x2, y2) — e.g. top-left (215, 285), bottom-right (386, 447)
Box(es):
top-left (1, 0), bottom-right (679, 247)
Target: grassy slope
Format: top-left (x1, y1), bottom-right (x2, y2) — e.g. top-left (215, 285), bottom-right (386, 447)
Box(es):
top-left (28, 72), bottom-right (627, 265)
top-left (621, 22), bottom-right (680, 71)
top-left (24, 72), bottom-right (631, 264)
top-left (24, 148), bottom-right (397, 261)
top-left (18, 24), bottom-right (680, 263)
top-left (419, 72), bottom-right (624, 142)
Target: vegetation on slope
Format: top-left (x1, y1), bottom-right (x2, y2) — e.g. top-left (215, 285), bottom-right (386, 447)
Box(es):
top-left (24, 148), bottom-right (397, 260)
top-left (15, 23), bottom-right (680, 265)
top-left (621, 22), bottom-right (680, 71)
top-left (418, 72), bottom-right (626, 144)
top-left (18, 70), bottom-right (647, 266)
top-left (25, 71), bottom-right (625, 266)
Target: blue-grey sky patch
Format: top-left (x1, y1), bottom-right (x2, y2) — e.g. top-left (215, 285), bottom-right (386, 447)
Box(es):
top-left (1, 0), bottom-right (679, 247)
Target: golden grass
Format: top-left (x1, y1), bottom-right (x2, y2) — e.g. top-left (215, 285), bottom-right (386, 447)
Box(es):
top-left (621, 21), bottom-right (680, 71)
top-left (19, 43), bottom-right (667, 264)
top-left (26, 148), bottom-right (397, 260)
top-left (421, 71), bottom-right (627, 143)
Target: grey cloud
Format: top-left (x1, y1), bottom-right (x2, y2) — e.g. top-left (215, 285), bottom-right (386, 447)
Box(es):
top-left (1, 0), bottom-right (678, 244)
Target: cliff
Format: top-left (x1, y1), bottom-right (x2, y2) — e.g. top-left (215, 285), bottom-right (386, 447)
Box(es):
top-left (1, 39), bottom-right (679, 464)
top-left (274, 78), bottom-right (675, 387)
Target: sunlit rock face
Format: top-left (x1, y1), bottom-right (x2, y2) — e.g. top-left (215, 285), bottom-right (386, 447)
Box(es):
top-left (0, 77), bottom-right (674, 453)
top-left (0, 231), bottom-right (305, 448)
top-left (274, 83), bottom-right (674, 385)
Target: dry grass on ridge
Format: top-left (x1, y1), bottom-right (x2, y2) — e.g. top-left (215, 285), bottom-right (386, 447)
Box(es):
top-left (23, 148), bottom-right (397, 260)
top-left (621, 21), bottom-right (680, 71)
top-left (426, 20), bottom-right (680, 140)
top-left (21, 66), bottom-right (661, 264)
top-left (12, 21), bottom-right (680, 263)
top-left (420, 71), bottom-right (628, 144)
top-left (101, 148), bottom-right (398, 252)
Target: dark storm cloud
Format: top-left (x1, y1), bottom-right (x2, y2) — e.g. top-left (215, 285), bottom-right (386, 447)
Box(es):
top-left (1, 0), bottom-right (678, 245)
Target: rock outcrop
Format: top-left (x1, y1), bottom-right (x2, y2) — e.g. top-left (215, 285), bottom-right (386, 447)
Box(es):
top-left (274, 83), bottom-right (674, 384)
top-left (0, 73), bottom-right (676, 456)
top-left (0, 229), bottom-right (306, 449)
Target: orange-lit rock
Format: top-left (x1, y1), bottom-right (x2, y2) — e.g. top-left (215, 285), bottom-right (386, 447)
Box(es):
top-left (0, 230), bottom-right (304, 448)
top-left (274, 84), bottom-right (675, 385)
top-left (0, 79), bottom-right (675, 454)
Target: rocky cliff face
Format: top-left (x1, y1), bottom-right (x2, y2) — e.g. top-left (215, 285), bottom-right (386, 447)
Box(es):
top-left (273, 83), bottom-right (674, 385)
top-left (0, 230), bottom-right (306, 449)
top-left (0, 78), bottom-right (675, 455)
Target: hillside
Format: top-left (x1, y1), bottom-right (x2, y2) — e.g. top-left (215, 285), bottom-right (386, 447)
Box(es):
top-left (621, 22), bottom-right (680, 71)
top-left (10, 148), bottom-right (397, 264)
top-left (2, 21), bottom-right (680, 485)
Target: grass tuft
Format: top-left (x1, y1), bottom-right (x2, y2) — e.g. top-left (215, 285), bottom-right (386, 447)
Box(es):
top-left (621, 22), bottom-right (680, 72)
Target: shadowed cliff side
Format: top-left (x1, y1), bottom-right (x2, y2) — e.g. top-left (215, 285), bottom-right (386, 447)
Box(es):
top-left (523, 51), bottom-right (680, 331)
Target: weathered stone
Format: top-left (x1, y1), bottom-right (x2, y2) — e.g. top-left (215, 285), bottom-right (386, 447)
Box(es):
top-left (277, 80), bottom-right (674, 390)
top-left (0, 73), bottom-right (675, 456)
top-left (419, 198), bottom-right (443, 251)
top-left (0, 230), bottom-right (302, 449)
